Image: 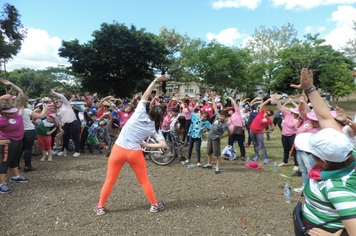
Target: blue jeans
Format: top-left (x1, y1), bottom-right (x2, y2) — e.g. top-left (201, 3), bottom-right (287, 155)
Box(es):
top-left (188, 137), bottom-right (202, 162)
top-left (296, 150), bottom-right (316, 186)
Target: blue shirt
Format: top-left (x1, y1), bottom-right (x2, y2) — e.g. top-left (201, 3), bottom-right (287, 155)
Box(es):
top-left (247, 105), bottom-right (258, 126)
top-left (88, 121), bottom-right (104, 137)
top-left (188, 113), bottom-right (211, 139)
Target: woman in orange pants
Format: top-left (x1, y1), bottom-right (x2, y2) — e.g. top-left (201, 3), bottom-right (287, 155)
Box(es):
top-left (94, 75), bottom-right (169, 215)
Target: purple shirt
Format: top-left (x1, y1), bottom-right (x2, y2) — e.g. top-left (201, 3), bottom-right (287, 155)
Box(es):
top-left (0, 113), bottom-right (24, 140)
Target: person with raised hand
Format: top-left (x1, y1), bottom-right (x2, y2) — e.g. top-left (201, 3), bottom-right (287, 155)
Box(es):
top-left (292, 68), bottom-right (356, 236)
top-left (94, 75), bottom-right (169, 216)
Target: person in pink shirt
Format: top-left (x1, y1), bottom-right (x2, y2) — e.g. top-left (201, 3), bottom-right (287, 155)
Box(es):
top-left (181, 99), bottom-right (194, 146)
top-left (274, 94), bottom-right (300, 168)
top-left (201, 101), bottom-right (214, 124)
top-left (116, 105), bottom-right (134, 129)
top-left (226, 97), bottom-right (246, 161)
top-left (161, 107), bottom-right (179, 140)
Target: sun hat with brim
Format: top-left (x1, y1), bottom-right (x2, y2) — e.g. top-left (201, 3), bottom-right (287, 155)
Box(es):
top-left (290, 107), bottom-right (299, 114)
top-left (1, 107), bottom-right (18, 113)
top-left (295, 128), bottom-right (353, 163)
top-left (11, 95), bottom-right (17, 99)
top-left (306, 112), bottom-right (318, 121)
top-left (48, 113), bottom-right (56, 118)
top-left (226, 107), bottom-right (234, 111)
top-left (246, 161), bottom-right (261, 169)
top-left (307, 103), bottom-right (313, 107)
top-left (35, 103), bottom-right (43, 108)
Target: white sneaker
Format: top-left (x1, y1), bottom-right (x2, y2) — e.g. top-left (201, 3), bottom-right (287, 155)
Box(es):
top-left (46, 151), bottom-right (49, 156)
top-left (40, 156), bottom-right (46, 162)
top-left (73, 152), bottom-right (80, 157)
top-left (197, 163), bottom-right (202, 167)
top-left (48, 156), bottom-right (53, 162)
top-left (185, 159), bottom-right (190, 164)
top-left (57, 151), bottom-right (64, 156)
top-left (293, 186), bottom-right (304, 193)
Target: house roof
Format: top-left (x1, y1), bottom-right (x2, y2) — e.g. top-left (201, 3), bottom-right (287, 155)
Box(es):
top-left (352, 71), bottom-right (356, 77)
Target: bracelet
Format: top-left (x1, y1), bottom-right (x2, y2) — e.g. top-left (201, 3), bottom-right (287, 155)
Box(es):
top-left (304, 86), bottom-right (316, 94)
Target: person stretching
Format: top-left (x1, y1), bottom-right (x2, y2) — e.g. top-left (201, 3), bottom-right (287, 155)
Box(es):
top-left (94, 75), bottom-right (169, 215)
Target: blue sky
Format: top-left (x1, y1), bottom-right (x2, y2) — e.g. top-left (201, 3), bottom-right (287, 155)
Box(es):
top-left (4, 0), bottom-right (356, 71)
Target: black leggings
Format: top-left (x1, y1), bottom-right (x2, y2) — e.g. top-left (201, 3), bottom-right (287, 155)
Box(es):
top-left (0, 139), bottom-right (23, 174)
top-left (62, 120), bottom-right (81, 152)
top-left (228, 133), bottom-right (246, 157)
top-left (21, 130), bottom-right (36, 167)
top-left (182, 119), bottom-right (192, 143)
top-left (273, 117), bottom-right (282, 132)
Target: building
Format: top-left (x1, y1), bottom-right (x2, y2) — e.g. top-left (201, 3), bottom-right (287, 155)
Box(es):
top-left (153, 81), bottom-right (203, 97)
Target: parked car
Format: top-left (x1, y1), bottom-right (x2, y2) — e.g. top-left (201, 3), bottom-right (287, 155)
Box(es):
top-left (270, 93), bottom-right (289, 99)
top-left (70, 101), bottom-right (86, 124)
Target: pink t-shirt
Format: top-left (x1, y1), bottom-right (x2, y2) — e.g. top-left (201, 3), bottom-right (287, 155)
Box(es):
top-left (228, 109), bottom-right (243, 131)
top-left (281, 110), bottom-right (298, 137)
top-left (295, 116), bottom-right (321, 150)
top-left (161, 109), bottom-right (177, 132)
top-left (0, 113), bottom-right (24, 140)
top-left (117, 111), bottom-right (133, 128)
top-left (201, 105), bottom-right (214, 118)
top-left (181, 106), bottom-right (193, 120)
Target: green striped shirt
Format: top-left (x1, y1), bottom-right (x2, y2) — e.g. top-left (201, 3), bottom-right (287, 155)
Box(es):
top-left (303, 161), bottom-right (356, 229)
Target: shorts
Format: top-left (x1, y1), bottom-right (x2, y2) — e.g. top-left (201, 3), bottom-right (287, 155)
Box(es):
top-left (112, 120), bottom-right (120, 129)
top-left (206, 137), bottom-right (221, 157)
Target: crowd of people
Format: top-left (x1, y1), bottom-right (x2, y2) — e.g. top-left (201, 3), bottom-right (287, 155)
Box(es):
top-left (1, 69), bottom-right (356, 235)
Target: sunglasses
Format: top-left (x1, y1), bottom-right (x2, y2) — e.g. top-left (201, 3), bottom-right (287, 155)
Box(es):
top-left (266, 112), bottom-right (271, 116)
top-left (54, 101), bottom-right (60, 104)
top-left (104, 105), bottom-right (110, 108)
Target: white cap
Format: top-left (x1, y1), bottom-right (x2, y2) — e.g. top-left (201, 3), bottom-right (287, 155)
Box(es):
top-left (295, 128), bottom-right (353, 163)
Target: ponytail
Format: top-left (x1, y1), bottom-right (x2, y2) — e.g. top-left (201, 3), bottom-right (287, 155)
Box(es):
top-left (149, 106), bottom-right (165, 133)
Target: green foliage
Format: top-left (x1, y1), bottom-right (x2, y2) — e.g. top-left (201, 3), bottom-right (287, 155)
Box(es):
top-left (344, 21), bottom-right (356, 60)
top-left (0, 3), bottom-right (26, 63)
top-left (182, 41), bottom-right (248, 96)
top-left (320, 62), bottom-right (356, 103)
top-left (59, 22), bottom-right (169, 97)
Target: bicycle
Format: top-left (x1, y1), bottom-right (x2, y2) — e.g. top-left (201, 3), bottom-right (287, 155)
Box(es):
top-left (108, 135), bottom-right (177, 166)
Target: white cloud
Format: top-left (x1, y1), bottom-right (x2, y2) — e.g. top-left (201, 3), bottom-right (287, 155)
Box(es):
top-left (242, 36), bottom-right (254, 48)
top-left (304, 26), bottom-right (313, 34)
top-left (206, 28), bottom-right (246, 45)
top-left (323, 5), bottom-right (356, 49)
top-left (6, 28), bottom-right (69, 71)
top-left (317, 26), bottom-right (326, 32)
top-left (270, 0), bottom-right (356, 10)
top-left (211, 0), bottom-right (262, 10)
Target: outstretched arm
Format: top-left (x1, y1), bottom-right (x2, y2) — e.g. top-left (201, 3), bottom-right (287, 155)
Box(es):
top-left (2, 80), bottom-right (24, 95)
top-left (335, 107), bottom-right (356, 137)
top-left (291, 68), bottom-right (340, 132)
top-left (142, 75), bottom-right (169, 101)
top-left (260, 98), bottom-right (272, 112)
top-left (211, 92), bottom-right (218, 115)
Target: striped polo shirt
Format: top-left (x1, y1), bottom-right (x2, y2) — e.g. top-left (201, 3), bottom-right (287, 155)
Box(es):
top-left (302, 161), bottom-right (356, 229)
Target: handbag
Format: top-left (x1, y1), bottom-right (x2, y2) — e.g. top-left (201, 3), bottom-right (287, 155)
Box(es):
top-left (231, 118), bottom-right (243, 135)
top-left (293, 201), bottom-right (342, 236)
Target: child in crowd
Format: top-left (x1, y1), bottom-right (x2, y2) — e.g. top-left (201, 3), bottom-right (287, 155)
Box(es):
top-left (37, 114), bottom-right (57, 162)
top-left (80, 106), bottom-right (96, 153)
top-left (185, 106), bottom-right (211, 166)
top-left (203, 93), bottom-right (232, 174)
top-left (116, 105), bottom-right (134, 129)
top-left (161, 105), bottom-right (179, 140)
top-left (170, 113), bottom-right (187, 162)
top-left (88, 118), bottom-right (108, 154)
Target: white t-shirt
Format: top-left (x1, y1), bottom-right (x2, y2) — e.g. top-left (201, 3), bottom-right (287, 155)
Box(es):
top-left (116, 100), bottom-right (164, 150)
top-left (21, 108), bottom-right (35, 130)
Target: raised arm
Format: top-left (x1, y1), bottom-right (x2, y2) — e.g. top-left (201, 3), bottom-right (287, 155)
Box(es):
top-left (99, 96), bottom-right (113, 108)
top-left (227, 96), bottom-right (238, 111)
top-left (2, 80), bottom-right (24, 95)
top-left (291, 68), bottom-right (340, 132)
top-left (142, 75), bottom-right (169, 101)
top-left (0, 94), bottom-right (11, 103)
top-left (335, 107), bottom-right (356, 137)
top-left (273, 93), bottom-right (283, 113)
top-left (211, 92), bottom-right (218, 115)
top-left (89, 93), bottom-right (97, 107)
top-left (50, 90), bottom-right (71, 107)
top-left (260, 98), bottom-right (272, 112)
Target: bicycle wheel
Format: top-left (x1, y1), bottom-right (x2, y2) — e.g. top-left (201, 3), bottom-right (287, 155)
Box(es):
top-left (32, 140), bottom-right (42, 156)
top-left (148, 140), bottom-right (177, 166)
top-left (106, 135), bottom-right (119, 157)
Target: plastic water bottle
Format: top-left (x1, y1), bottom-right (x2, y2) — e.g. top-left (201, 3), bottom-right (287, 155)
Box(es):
top-left (187, 164), bottom-right (196, 169)
top-left (284, 183), bottom-right (289, 196)
top-left (63, 148), bottom-right (67, 157)
top-left (181, 161), bottom-right (185, 165)
top-left (274, 162), bottom-right (278, 172)
top-left (286, 187), bottom-right (291, 203)
top-left (246, 157), bottom-right (250, 165)
top-left (162, 158), bottom-right (169, 162)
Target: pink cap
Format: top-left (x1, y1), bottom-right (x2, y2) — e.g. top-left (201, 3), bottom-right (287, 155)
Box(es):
top-left (306, 112), bottom-right (318, 121)
top-left (290, 106), bottom-right (299, 114)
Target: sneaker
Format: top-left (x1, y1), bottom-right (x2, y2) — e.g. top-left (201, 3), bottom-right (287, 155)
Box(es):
top-left (93, 203), bottom-right (105, 215)
top-left (293, 166), bottom-right (299, 171)
top-left (0, 184), bottom-right (12, 194)
top-left (73, 152), bottom-right (80, 157)
top-left (202, 164), bottom-right (213, 169)
top-left (185, 159), bottom-right (190, 164)
top-left (292, 171), bottom-right (302, 177)
top-left (99, 151), bottom-right (103, 154)
top-left (245, 145), bottom-right (250, 148)
top-left (277, 162), bottom-right (288, 167)
top-left (294, 186), bottom-right (304, 193)
top-left (90, 151), bottom-right (95, 154)
top-left (48, 156), bottom-right (53, 162)
top-left (150, 201), bottom-right (164, 213)
top-left (46, 151), bottom-right (49, 156)
top-left (10, 175), bottom-right (29, 183)
top-left (197, 163), bottom-right (202, 167)
top-left (40, 156), bottom-right (46, 162)
top-left (252, 157), bottom-right (260, 161)
top-left (267, 136), bottom-right (270, 141)
top-left (240, 156), bottom-right (246, 161)
top-left (263, 158), bottom-right (269, 164)
top-left (57, 151), bottom-right (64, 156)
top-left (215, 167), bottom-right (220, 174)
top-left (24, 166), bottom-right (36, 172)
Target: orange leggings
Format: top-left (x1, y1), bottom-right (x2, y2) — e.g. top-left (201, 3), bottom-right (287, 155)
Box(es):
top-left (99, 144), bottom-right (157, 207)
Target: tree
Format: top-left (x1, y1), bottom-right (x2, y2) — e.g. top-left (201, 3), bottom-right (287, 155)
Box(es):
top-left (0, 3), bottom-right (26, 66)
top-left (59, 22), bottom-right (169, 97)
top-left (320, 62), bottom-right (356, 103)
top-left (344, 21), bottom-right (356, 60)
top-left (182, 41), bottom-right (248, 96)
